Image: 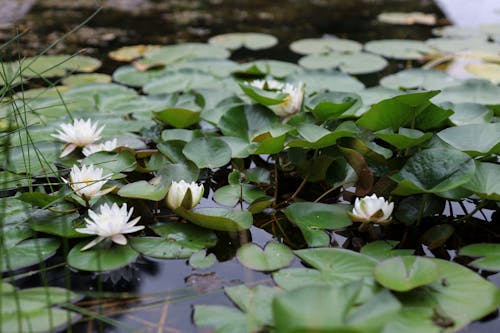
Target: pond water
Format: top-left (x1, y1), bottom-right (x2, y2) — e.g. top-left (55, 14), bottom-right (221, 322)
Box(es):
top-left (1, 1), bottom-right (500, 332)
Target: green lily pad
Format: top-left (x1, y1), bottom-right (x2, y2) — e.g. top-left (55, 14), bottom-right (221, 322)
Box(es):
top-left (62, 73), bottom-right (111, 87)
top-left (287, 122), bottom-right (358, 149)
top-left (446, 102), bottom-right (494, 126)
top-left (299, 52), bottom-right (388, 74)
top-left (374, 128), bottom-right (433, 149)
top-left (214, 184), bottom-right (268, 206)
top-left (67, 242), bottom-right (139, 272)
top-left (0, 223), bottom-right (34, 247)
top-left (460, 243), bottom-right (500, 271)
top-left (1, 238), bottom-right (60, 272)
top-left (28, 211), bottom-right (85, 238)
top-left (273, 283), bottom-right (401, 333)
top-left (112, 65), bottom-right (170, 87)
top-left (283, 202), bottom-right (352, 247)
top-left (290, 37), bottom-right (362, 54)
top-left (194, 285), bottom-right (279, 333)
top-left (380, 69), bottom-right (459, 90)
top-left (183, 137), bottom-right (232, 169)
top-left (208, 32), bottom-right (278, 50)
top-left (143, 69), bottom-right (227, 95)
top-left (236, 242), bottom-right (294, 272)
top-left (305, 91), bottom-right (360, 120)
top-left (437, 123), bottom-right (500, 156)
top-left (140, 43), bottom-right (230, 66)
top-left (462, 162), bottom-right (500, 200)
top-left (189, 249), bottom-right (217, 269)
top-left (426, 38), bottom-right (500, 53)
top-left (80, 151), bottom-right (136, 177)
top-left (154, 105), bottom-right (201, 128)
top-left (287, 69), bottom-right (364, 93)
top-left (374, 256), bottom-right (440, 291)
top-left (365, 39), bottom-right (435, 60)
top-left (431, 79), bottom-right (500, 105)
top-left (175, 207), bottom-right (253, 231)
top-left (235, 60), bottom-right (302, 78)
top-left (118, 178), bottom-right (169, 201)
top-left (360, 241), bottom-right (414, 261)
top-left (392, 148), bottom-right (475, 195)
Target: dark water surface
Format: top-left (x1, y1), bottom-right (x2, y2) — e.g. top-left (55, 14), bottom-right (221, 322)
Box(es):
top-left (3, 1), bottom-right (500, 332)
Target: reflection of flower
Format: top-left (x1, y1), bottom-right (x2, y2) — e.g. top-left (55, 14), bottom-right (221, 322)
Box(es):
top-left (76, 203), bottom-right (143, 251)
top-left (65, 164), bottom-right (113, 199)
top-left (82, 138), bottom-right (119, 156)
top-left (249, 79), bottom-right (304, 117)
top-left (52, 118), bottom-right (103, 157)
top-left (166, 180), bottom-right (204, 210)
top-left (348, 194), bottom-right (394, 224)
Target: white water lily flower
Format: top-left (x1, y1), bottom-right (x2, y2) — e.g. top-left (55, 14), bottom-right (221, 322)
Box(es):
top-left (348, 194), bottom-right (394, 224)
top-left (269, 82), bottom-right (304, 117)
top-left (52, 118), bottom-right (104, 157)
top-left (76, 203), bottom-right (144, 251)
top-left (65, 164), bottom-right (113, 199)
top-left (166, 180), bottom-right (204, 210)
top-left (250, 79), bottom-right (284, 90)
top-left (82, 138), bottom-right (119, 156)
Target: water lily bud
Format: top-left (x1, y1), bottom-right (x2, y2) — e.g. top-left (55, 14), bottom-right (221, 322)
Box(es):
top-left (166, 180), bottom-right (204, 210)
top-left (348, 194), bottom-right (394, 224)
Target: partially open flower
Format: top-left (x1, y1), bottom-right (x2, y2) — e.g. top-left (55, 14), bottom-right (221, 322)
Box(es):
top-left (166, 180), bottom-right (204, 210)
top-left (269, 82), bottom-right (304, 117)
top-left (348, 194), bottom-right (394, 224)
top-left (76, 203), bottom-right (144, 251)
top-left (52, 118), bottom-right (104, 157)
top-left (65, 164), bottom-right (113, 200)
top-left (82, 138), bottom-right (119, 156)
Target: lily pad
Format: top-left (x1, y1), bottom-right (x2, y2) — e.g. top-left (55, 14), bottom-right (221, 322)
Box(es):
top-left (460, 243), bottom-right (500, 271)
top-left (299, 52), bottom-right (388, 74)
top-left (360, 241), bottom-right (414, 260)
top-left (108, 44), bottom-right (161, 62)
top-left (236, 242), bottom-right (294, 271)
top-left (431, 79), bottom-right (500, 105)
top-left (374, 128), bottom-right (433, 149)
top-left (287, 69), bottom-right (364, 93)
top-left (175, 207), bottom-right (253, 231)
top-left (466, 63), bottom-right (500, 84)
top-left (67, 242), bottom-right (139, 272)
top-left (283, 202), bottom-right (352, 247)
top-left (290, 37), bottom-right (362, 54)
top-left (1, 238), bottom-right (60, 272)
top-left (380, 69), bottom-right (459, 90)
top-left (182, 137), bottom-right (232, 169)
top-left (437, 123), bottom-right (500, 156)
top-left (446, 102), bottom-right (494, 126)
top-left (365, 39), bottom-right (435, 60)
top-left (374, 256), bottom-right (440, 291)
top-left (208, 32), bottom-right (278, 50)
top-left (462, 162), bottom-right (500, 200)
top-left (189, 249), bottom-right (217, 269)
top-left (140, 42), bottom-right (230, 66)
top-left (392, 148), bottom-right (475, 195)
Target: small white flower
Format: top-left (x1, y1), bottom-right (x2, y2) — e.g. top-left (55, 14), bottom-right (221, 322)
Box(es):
top-left (52, 118), bottom-right (104, 157)
top-left (269, 82), bottom-right (304, 117)
top-left (348, 194), bottom-right (394, 224)
top-left (76, 203), bottom-right (144, 251)
top-left (65, 164), bottom-right (113, 199)
top-left (249, 79), bottom-right (284, 90)
top-left (166, 180), bottom-right (204, 210)
top-left (82, 138), bottom-right (119, 156)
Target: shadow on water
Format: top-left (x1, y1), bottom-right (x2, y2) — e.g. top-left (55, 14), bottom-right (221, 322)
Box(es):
top-left (2, 0), bottom-right (500, 332)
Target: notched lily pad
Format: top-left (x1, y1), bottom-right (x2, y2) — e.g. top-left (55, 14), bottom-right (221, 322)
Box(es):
top-left (236, 242), bottom-right (294, 271)
top-left (209, 32), bottom-right (278, 50)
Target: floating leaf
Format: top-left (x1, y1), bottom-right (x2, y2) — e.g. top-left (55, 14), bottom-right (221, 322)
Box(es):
top-left (299, 52), bottom-right (387, 74)
top-left (380, 69), bottom-right (459, 90)
top-left (140, 43), bottom-right (230, 66)
top-left (67, 242), bottom-right (139, 272)
top-left (460, 243), bottom-right (500, 271)
top-left (189, 249), bottom-right (217, 269)
top-left (283, 202), bottom-right (352, 247)
top-left (431, 79), bottom-right (500, 105)
top-left (374, 128), bottom-right (433, 149)
top-left (1, 238), bottom-right (60, 272)
top-left (62, 73), bottom-right (111, 87)
top-left (462, 162), bottom-right (500, 200)
top-left (365, 39), bottom-right (435, 60)
top-left (209, 32), bottom-right (278, 50)
top-left (236, 242), bottom-right (294, 271)
top-left (175, 207), bottom-right (253, 231)
top-left (360, 241), bottom-right (413, 260)
top-left (374, 256), bottom-right (439, 291)
top-left (392, 148), bottom-right (475, 195)
top-left (108, 44), bottom-right (161, 62)
top-left (437, 123), bottom-right (500, 156)
top-left (183, 137), bottom-right (232, 168)
top-left (466, 63), bottom-right (500, 84)
top-left (287, 69), bottom-right (364, 93)
top-left (273, 283), bottom-right (401, 333)
top-left (290, 38), bottom-right (362, 54)
top-left (426, 38), bottom-right (500, 54)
